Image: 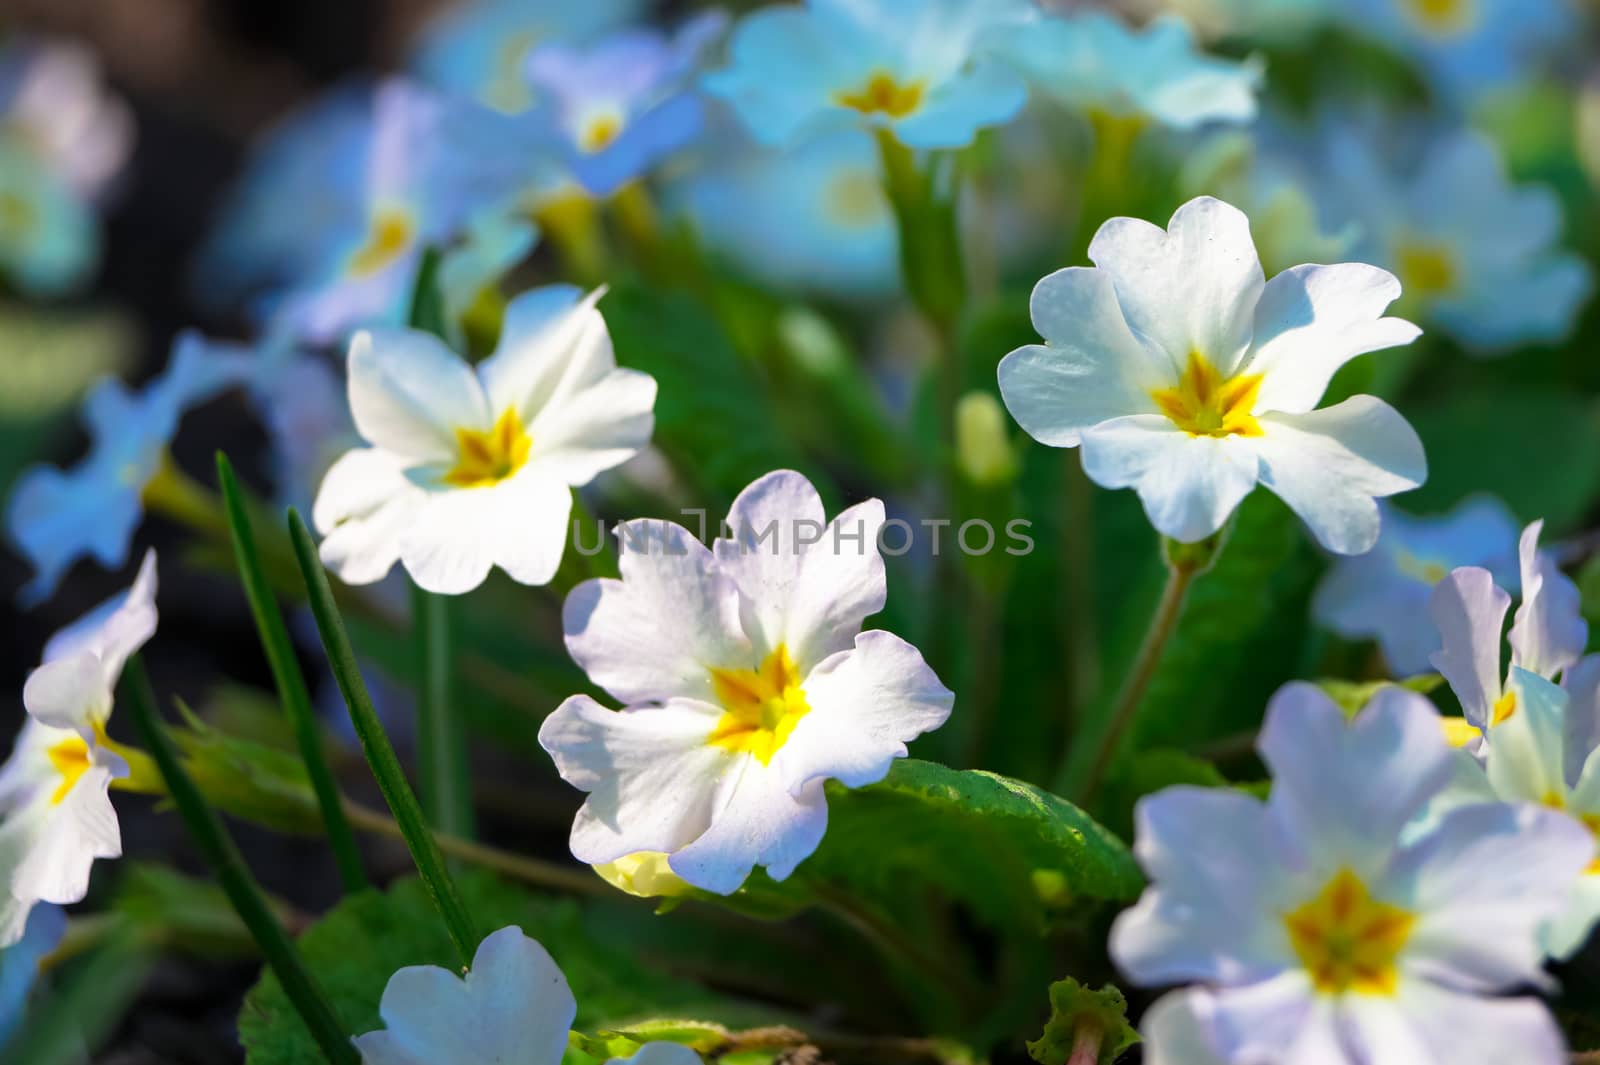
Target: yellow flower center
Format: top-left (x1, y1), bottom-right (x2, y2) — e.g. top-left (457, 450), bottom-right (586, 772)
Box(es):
top-left (444, 408), bottom-right (532, 488)
top-left (1439, 716), bottom-right (1480, 747)
top-left (578, 113), bottom-right (624, 154)
top-left (1395, 241), bottom-right (1458, 300)
top-left (347, 207), bottom-right (416, 278)
top-left (1394, 550), bottom-right (1449, 585)
top-left (707, 645), bottom-right (811, 765)
top-left (1405, 0), bottom-right (1475, 36)
top-left (46, 734), bottom-right (93, 805)
top-left (836, 72), bottom-right (925, 118)
top-left (1284, 868), bottom-right (1416, 996)
top-left (1490, 689), bottom-right (1517, 727)
top-left (1150, 352), bottom-right (1265, 438)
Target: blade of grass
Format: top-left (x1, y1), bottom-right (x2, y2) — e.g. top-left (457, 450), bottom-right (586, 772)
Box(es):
top-left (407, 247), bottom-right (476, 843)
top-left (287, 507), bottom-right (479, 969)
top-left (118, 656), bottom-right (357, 1064)
top-left (217, 452), bottom-right (367, 892)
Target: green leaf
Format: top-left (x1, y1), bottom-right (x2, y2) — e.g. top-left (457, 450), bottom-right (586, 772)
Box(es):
top-left (1404, 388), bottom-right (1600, 533)
top-left (240, 873), bottom-right (757, 1065)
top-left (1026, 978), bottom-right (1139, 1065)
top-left (1316, 674), bottom-right (1444, 718)
top-left (799, 759), bottom-right (1142, 928)
top-left (601, 283), bottom-right (807, 507)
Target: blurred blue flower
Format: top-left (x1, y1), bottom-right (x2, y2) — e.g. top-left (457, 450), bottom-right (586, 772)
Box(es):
top-left (0, 142), bottom-right (97, 297)
top-left (411, 0), bottom-right (644, 114)
top-left (6, 334), bottom-right (249, 606)
top-left (703, 0), bottom-right (1032, 149)
top-left (195, 79), bottom-right (535, 343)
top-left (1337, 0), bottom-right (1577, 103)
top-left (997, 12), bottom-right (1261, 130)
top-left (668, 128), bottom-right (898, 299)
top-left (1312, 496), bottom-right (1520, 676)
top-left (1310, 121), bottom-right (1592, 353)
top-left (523, 12), bottom-right (726, 196)
top-left (0, 903), bottom-right (64, 1047)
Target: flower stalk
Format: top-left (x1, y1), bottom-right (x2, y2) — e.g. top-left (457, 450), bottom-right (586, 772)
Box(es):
top-left (217, 451), bottom-right (367, 893)
top-left (118, 655), bottom-right (358, 1065)
top-left (288, 508), bottom-right (480, 970)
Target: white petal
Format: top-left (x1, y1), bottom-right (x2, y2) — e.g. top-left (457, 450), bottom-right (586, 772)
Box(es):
top-left (398, 468), bottom-right (572, 594)
top-left (539, 695), bottom-right (731, 865)
top-left (1246, 262), bottom-right (1421, 415)
top-left (565, 519), bottom-right (750, 705)
top-left (1483, 668), bottom-right (1570, 805)
top-left (1373, 983), bottom-right (1567, 1065)
top-left (527, 368), bottom-right (656, 487)
top-left (317, 492), bottom-right (424, 588)
top-left (1112, 786), bottom-right (1296, 986)
top-left (479, 286), bottom-right (611, 423)
top-left (1259, 682), bottom-right (1454, 868)
top-left (1542, 872), bottom-right (1600, 960)
top-left (1428, 567), bottom-right (1511, 729)
top-left (1197, 974), bottom-right (1341, 1065)
top-left (43, 547), bottom-right (158, 670)
top-left (312, 447), bottom-right (415, 534)
top-left (995, 267), bottom-right (1170, 447)
top-left (1079, 415), bottom-right (1259, 543)
top-left (668, 763), bottom-right (828, 894)
top-left (1137, 991), bottom-right (1228, 1065)
top-left (715, 472), bottom-right (890, 673)
top-left (347, 329), bottom-right (490, 463)
top-left (1254, 396), bottom-right (1426, 555)
top-left (608, 1043), bottom-right (704, 1065)
top-left (1509, 520), bottom-right (1587, 681)
top-left (23, 653), bottom-right (110, 735)
top-left (357, 927), bottom-right (575, 1065)
top-left (11, 765), bottom-right (120, 908)
top-left (1086, 196), bottom-right (1264, 374)
top-left (774, 630), bottom-right (952, 793)
top-left (1384, 802), bottom-right (1591, 991)
top-left (1562, 653), bottom-right (1600, 782)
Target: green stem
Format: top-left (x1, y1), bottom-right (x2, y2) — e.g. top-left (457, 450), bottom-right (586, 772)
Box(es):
top-left (217, 452), bottom-right (367, 893)
top-left (288, 508), bottom-right (479, 970)
top-left (412, 584), bottom-right (474, 841)
top-left (1074, 533), bottom-right (1221, 805)
top-left (118, 656), bottom-right (357, 1065)
top-left (342, 800), bottom-right (604, 897)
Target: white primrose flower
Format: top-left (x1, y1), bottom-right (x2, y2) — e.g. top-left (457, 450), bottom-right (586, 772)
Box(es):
top-left (540, 470), bottom-right (953, 894)
top-left (1113, 681), bottom-right (1592, 1065)
top-left (354, 925), bottom-right (701, 1065)
top-left (1426, 521), bottom-right (1600, 957)
top-left (997, 195), bottom-right (1425, 555)
top-left (2, 550), bottom-right (157, 946)
top-left (313, 285), bottom-right (656, 594)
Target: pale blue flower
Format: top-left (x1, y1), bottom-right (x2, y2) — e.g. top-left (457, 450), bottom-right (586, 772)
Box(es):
top-left (6, 335), bottom-right (249, 605)
top-left (195, 79), bottom-right (535, 343)
top-left (703, 0), bottom-right (1032, 149)
top-left (1313, 496), bottom-right (1520, 676)
top-left (996, 11), bottom-right (1261, 129)
top-left (1337, 0), bottom-right (1578, 103)
top-left (667, 128), bottom-right (898, 298)
top-left (522, 12), bottom-right (725, 196)
top-left (411, 0), bottom-right (644, 114)
top-left (1310, 120), bottom-right (1591, 353)
top-left (0, 903), bottom-right (64, 1048)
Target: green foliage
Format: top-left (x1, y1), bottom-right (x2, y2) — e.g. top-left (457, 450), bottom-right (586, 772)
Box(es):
top-left (795, 760), bottom-right (1142, 930)
top-left (602, 282), bottom-right (808, 509)
top-left (1405, 387), bottom-right (1600, 532)
top-left (1026, 978), bottom-right (1139, 1065)
top-left (240, 873), bottom-right (758, 1065)
top-left (1316, 674), bottom-right (1445, 718)
top-left (1097, 748), bottom-right (1230, 841)
top-left (171, 700), bottom-right (323, 835)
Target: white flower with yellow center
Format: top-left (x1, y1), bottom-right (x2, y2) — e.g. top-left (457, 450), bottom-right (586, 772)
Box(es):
top-left (1426, 520), bottom-right (1600, 957)
top-left (312, 285), bottom-right (655, 594)
top-left (355, 924), bottom-right (701, 1065)
top-left (2, 550), bottom-right (156, 947)
top-left (998, 196), bottom-right (1426, 554)
top-left (540, 470), bottom-right (953, 894)
top-left (1113, 682), bottom-right (1591, 1065)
